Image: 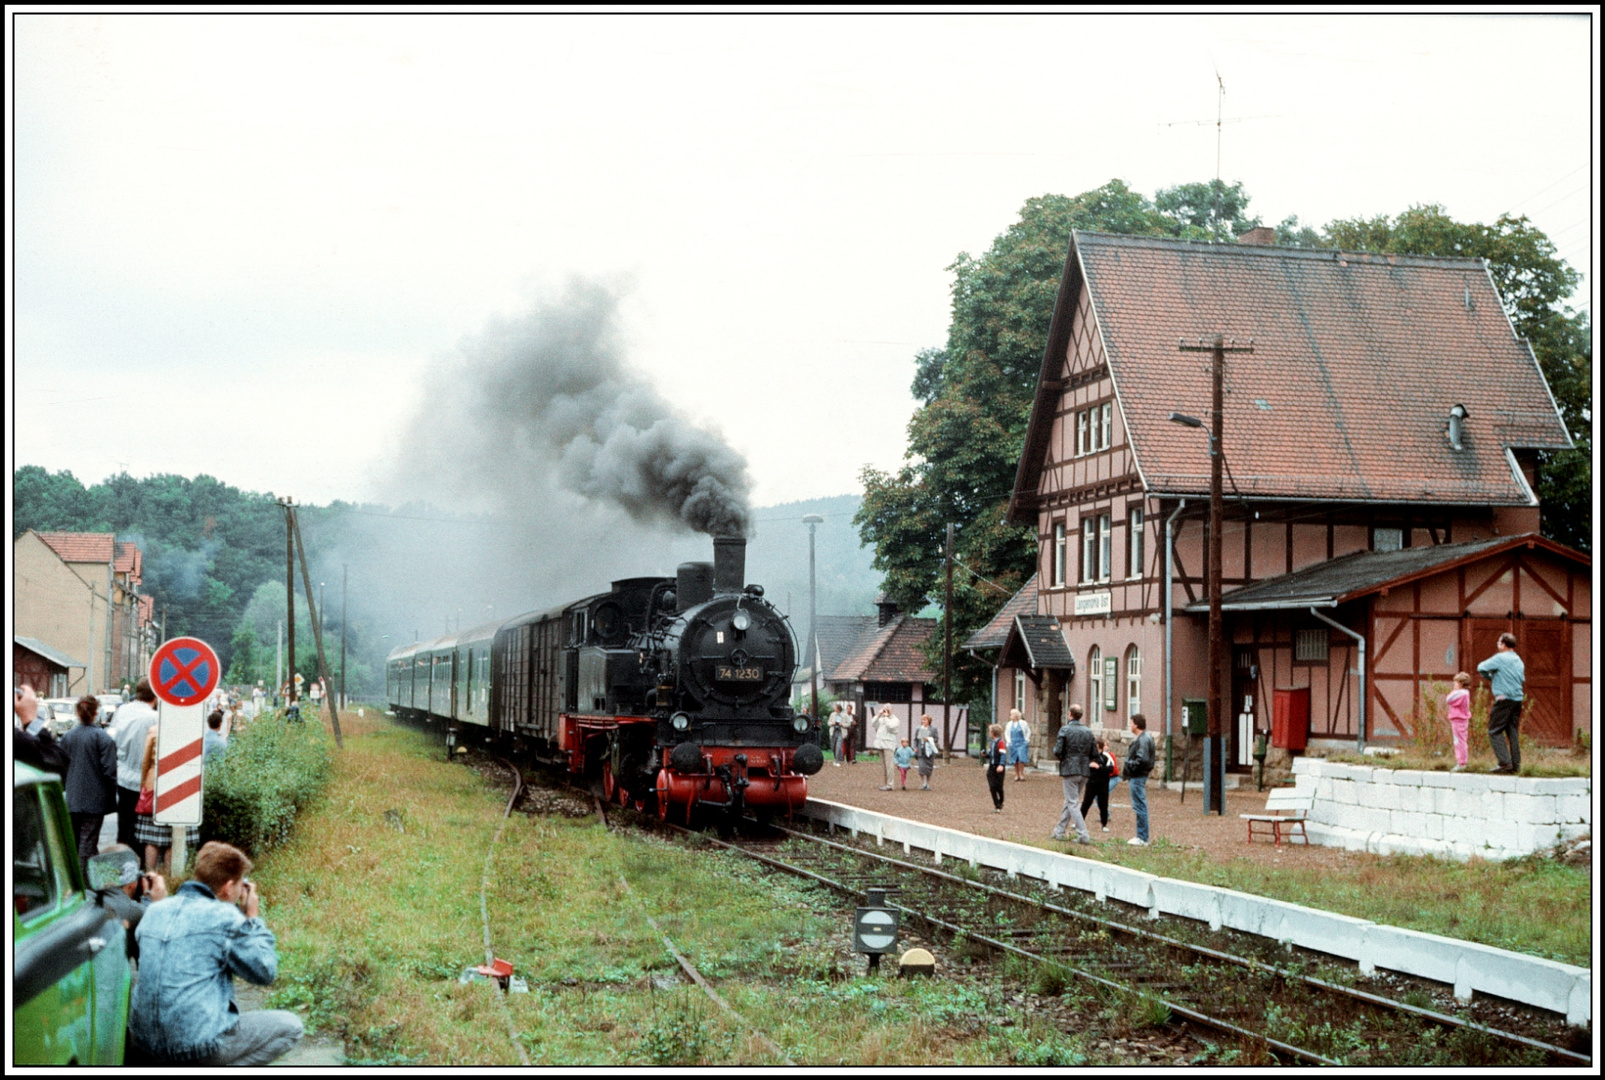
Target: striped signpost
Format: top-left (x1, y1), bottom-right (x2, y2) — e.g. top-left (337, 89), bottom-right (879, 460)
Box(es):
top-left (150, 637), bottom-right (220, 870)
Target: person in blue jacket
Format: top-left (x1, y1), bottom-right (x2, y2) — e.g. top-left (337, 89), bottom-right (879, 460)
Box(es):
top-left (1477, 632), bottom-right (1526, 774)
top-left (129, 841), bottom-right (303, 1065)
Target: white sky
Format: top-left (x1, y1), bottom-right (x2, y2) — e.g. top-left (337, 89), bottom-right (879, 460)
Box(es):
top-left (8, 11), bottom-right (1597, 509)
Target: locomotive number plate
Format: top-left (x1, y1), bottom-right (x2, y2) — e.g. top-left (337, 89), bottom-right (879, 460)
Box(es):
top-left (716, 665), bottom-right (763, 682)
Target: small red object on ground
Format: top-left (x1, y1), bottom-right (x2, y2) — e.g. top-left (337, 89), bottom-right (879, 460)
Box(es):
top-left (476, 957), bottom-right (514, 979)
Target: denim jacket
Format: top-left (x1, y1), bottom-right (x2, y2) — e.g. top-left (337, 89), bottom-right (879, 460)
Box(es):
top-left (129, 880), bottom-right (280, 1062)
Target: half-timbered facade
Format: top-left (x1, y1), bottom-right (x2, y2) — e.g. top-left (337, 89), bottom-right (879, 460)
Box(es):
top-left (978, 229), bottom-right (1586, 768)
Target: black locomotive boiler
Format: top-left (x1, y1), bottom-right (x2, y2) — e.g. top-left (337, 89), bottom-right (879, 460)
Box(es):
top-left (385, 536), bottom-right (824, 820)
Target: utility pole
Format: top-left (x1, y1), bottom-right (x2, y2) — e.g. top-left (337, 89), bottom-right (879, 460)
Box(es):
top-left (280, 497), bottom-right (295, 702)
top-left (802, 515), bottom-right (824, 722)
top-left (291, 508), bottom-right (344, 748)
top-left (341, 564), bottom-right (348, 711)
top-left (276, 619), bottom-right (283, 700)
top-left (942, 523), bottom-right (955, 761)
top-left (1177, 334), bottom-right (1254, 814)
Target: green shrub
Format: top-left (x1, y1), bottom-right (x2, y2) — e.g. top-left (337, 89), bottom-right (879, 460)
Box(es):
top-left (202, 713), bottom-right (333, 855)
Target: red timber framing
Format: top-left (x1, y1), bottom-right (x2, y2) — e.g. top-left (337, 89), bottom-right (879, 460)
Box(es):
top-left (1228, 537), bottom-right (1590, 746)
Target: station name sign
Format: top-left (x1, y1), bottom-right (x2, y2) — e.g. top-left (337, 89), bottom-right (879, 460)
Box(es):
top-left (1073, 591), bottom-right (1113, 617)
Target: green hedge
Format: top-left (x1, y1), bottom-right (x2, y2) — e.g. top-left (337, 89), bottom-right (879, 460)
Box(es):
top-left (202, 714), bottom-right (333, 855)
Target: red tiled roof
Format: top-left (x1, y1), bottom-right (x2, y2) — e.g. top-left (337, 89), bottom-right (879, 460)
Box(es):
top-left (962, 573), bottom-right (1039, 651)
top-left (115, 541), bottom-right (143, 584)
top-left (834, 615), bottom-right (939, 684)
top-left (1011, 233), bottom-right (1571, 521)
top-left (36, 531), bottom-right (116, 564)
top-left (138, 595), bottom-right (155, 625)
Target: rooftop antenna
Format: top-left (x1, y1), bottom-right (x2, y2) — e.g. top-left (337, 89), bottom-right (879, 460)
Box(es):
top-left (1157, 65), bottom-right (1282, 240)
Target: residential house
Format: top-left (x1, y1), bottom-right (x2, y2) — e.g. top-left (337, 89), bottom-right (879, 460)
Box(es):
top-left (976, 229), bottom-right (1586, 774)
top-left (13, 530), bottom-right (154, 695)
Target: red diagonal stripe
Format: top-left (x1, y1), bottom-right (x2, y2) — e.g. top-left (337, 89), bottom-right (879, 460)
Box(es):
top-left (156, 773), bottom-right (203, 813)
top-left (160, 652), bottom-right (207, 695)
top-left (159, 739), bottom-right (204, 773)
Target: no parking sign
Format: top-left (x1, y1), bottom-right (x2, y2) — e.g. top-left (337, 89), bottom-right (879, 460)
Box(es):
top-left (150, 637), bottom-right (220, 827)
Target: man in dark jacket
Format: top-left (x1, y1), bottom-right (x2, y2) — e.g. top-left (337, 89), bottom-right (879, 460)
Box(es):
top-left (1050, 703), bottom-right (1095, 844)
top-left (1124, 713), bottom-right (1156, 845)
top-left (59, 696), bottom-right (119, 878)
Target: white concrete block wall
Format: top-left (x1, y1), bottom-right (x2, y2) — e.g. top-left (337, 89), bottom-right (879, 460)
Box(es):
top-left (1290, 765), bottom-right (1590, 862)
top-left (802, 798), bottom-right (1592, 1026)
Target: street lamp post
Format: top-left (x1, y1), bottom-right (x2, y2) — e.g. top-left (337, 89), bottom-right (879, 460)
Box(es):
top-left (802, 514), bottom-right (824, 723)
top-left (1174, 334), bottom-right (1253, 815)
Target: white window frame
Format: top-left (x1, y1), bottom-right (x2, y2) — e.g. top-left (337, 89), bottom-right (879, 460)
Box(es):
top-left (1053, 522), bottom-right (1066, 587)
top-left (1128, 506), bottom-right (1144, 579)
top-left (1076, 411), bottom-right (1088, 456)
top-left (1088, 647), bottom-right (1102, 713)
top-left (1099, 403), bottom-right (1112, 450)
top-left (1082, 521), bottom-right (1095, 585)
top-left (1098, 513), bottom-right (1112, 582)
top-left (1126, 645), bottom-right (1141, 718)
top-left (1014, 670), bottom-right (1027, 716)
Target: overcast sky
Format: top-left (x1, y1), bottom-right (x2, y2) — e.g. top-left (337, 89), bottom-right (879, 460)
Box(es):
top-left (9, 12), bottom-right (1596, 511)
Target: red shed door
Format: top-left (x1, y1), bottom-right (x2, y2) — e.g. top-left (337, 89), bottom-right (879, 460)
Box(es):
top-left (1519, 619), bottom-right (1571, 745)
top-left (1466, 618), bottom-right (1571, 746)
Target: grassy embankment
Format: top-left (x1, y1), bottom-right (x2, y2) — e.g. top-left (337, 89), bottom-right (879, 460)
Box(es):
top-left (251, 714), bottom-right (1120, 1066)
top-left (1090, 841), bottom-right (1590, 967)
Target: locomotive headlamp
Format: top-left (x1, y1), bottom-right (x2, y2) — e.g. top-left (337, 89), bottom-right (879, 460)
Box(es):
top-left (731, 610), bottom-right (752, 632)
top-left (671, 712), bottom-right (691, 732)
top-left (793, 716), bottom-right (809, 733)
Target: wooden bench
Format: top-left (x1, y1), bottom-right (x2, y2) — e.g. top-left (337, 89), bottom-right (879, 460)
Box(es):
top-left (1240, 786), bottom-right (1312, 846)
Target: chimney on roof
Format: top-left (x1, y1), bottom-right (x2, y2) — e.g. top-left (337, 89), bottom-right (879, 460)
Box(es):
top-left (1447, 404), bottom-right (1469, 451)
top-left (1237, 226), bottom-right (1276, 246)
top-left (874, 593), bottom-right (901, 629)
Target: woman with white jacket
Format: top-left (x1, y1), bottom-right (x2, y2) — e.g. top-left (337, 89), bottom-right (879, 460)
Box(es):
top-left (871, 706), bottom-right (900, 791)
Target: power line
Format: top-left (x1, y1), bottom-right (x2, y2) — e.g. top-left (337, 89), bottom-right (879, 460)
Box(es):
top-left (1500, 164), bottom-right (1588, 217)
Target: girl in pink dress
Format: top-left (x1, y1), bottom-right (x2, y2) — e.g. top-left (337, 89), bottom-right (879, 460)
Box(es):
top-left (1446, 672), bottom-right (1473, 770)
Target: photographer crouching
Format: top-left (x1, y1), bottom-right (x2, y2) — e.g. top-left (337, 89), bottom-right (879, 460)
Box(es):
top-left (128, 841), bottom-right (304, 1066)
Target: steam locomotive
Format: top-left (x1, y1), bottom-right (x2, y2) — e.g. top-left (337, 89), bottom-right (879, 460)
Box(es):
top-left (384, 536), bottom-right (824, 821)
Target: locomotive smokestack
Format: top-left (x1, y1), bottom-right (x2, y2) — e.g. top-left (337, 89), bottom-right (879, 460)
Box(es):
top-left (713, 536), bottom-right (746, 594)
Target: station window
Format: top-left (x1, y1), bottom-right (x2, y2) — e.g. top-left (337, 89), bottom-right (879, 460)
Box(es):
top-left (1295, 628), bottom-right (1330, 662)
top-left (1104, 650), bottom-right (1118, 712)
top-left (1126, 645), bottom-right (1141, 718)
top-left (1053, 522), bottom-right (1067, 587)
top-left (1098, 514), bottom-right (1112, 582)
top-left (1014, 670), bottom-right (1027, 716)
top-left (1088, 648), bottom-right (1102, 714)
top-left (1373, 527), bottom-right (1403, 552)
top-left (1076, 412), bottom-right (1089, 456)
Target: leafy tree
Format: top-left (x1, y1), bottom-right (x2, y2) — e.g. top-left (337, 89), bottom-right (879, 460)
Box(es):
top-left (857, 180), bottom-right (1182, 702)
top-left (1322, 204), bottom-right (1590, 550)
top-left (226, 623), bottom-right (259, 685)
top-left (1153, 179), bottom-right (1261, 241)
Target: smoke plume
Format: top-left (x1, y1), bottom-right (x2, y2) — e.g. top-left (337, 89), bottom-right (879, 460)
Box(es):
top-left (402, 280), bottom-right (751, 538)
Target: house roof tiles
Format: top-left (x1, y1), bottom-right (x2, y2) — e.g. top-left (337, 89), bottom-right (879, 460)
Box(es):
top-left (36, 531), bottom-right (116, 565)
top-left (833, 615), bottom-right (939, 684)
top-left (1011, 233), bottom-right (1570, 521)
top-left (962, 574), bottom-right (1039, 651)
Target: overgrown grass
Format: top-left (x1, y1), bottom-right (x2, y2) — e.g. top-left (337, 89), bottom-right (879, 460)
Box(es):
top-left (1362, 682), bottom-right (1592, 776)
top-left (201, 710), bottom-right (334, 855)
top-left (1087, 842), bottom-right (1590, 967)
top-left (252, 715), bottom-right (1135, 1065)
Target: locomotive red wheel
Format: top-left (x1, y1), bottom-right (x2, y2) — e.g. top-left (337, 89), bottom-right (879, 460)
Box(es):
top-left (655, 769), bottom-right (671, 820)
top-left (601, 762), bottom-right (618, 803)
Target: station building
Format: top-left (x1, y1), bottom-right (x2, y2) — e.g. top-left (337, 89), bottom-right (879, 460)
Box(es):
top-left (966, 229), bottom-right (1589, 772)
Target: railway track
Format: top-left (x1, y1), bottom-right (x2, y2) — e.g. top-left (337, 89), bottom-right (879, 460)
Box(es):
top-left (458, 743), bottom-right (1588, 1068)
top-left (655, 817), bottom-right (1589, 1069)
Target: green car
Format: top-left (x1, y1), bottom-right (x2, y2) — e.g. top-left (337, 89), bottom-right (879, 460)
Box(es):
top-left (13, 761), bottom-right (133, 1066)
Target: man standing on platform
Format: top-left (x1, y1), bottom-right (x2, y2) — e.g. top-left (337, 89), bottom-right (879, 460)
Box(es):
top-left (1477, 633), bottom-right (1525, 774)
top-left (1050, 703), bottom-right (1094, 844)
top-left (111, 679), bottom-right (159, 848)
top-left (1124, 714), bottom-right (1155, 846)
